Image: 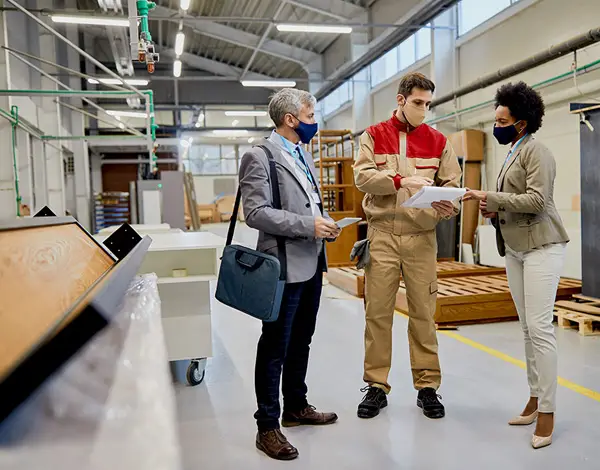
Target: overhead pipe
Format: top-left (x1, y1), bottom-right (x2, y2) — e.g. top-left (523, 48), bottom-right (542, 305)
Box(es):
top-left (428, 57), bottom-right (600, 125)
top-left (1, 46), bottom-right (129, 93)
top-left (7, 50), bottom-right (143, 137)
top-left (431, 27), bottom-right (600, 108)
top-left (5, 0), bottom-right (145, 98)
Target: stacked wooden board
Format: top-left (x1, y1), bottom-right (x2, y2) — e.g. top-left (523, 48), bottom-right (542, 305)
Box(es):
top-left (327, 262), bottom-right (506, 299)
top-left (554, 294), bottom-right (600, 336)
top-left (396, 274), bottom-right (581, 325)
top-left (327, 261), bottom-right (583, 325)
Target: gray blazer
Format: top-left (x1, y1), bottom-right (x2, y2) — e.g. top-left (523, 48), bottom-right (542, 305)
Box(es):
top-left (238, 137), bottom-right (329, 283)
top-left (487, 135), bottom-right (569, 256)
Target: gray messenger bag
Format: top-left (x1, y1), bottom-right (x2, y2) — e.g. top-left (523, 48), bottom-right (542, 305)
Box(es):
top-left (215, 145), bottom-right (286, 322)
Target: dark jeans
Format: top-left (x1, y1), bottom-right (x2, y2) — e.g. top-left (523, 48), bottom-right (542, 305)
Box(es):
top-left (254, 262), bottom-right (323, 431)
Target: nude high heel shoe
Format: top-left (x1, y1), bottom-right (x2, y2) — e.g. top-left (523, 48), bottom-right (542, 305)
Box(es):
top-left (531, 434), bottom-right (552, 449)
top-left (508, 410), bottom-right (538, 426)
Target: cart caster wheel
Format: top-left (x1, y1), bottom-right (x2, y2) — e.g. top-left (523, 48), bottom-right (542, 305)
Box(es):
top-left (186, 361), bottom-right (205, 386)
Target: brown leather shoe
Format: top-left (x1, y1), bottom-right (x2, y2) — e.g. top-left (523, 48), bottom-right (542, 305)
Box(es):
top-left (281, 405), bottom-right (338, 427)
top-left (256, 429), bottom-right (299, 460)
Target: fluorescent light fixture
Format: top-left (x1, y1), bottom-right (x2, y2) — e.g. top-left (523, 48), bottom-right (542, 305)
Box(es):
top-left (276, 24), bottom-right (352, 34)
top-left (88, 77), bottom-right (149, 86)
top-left (173, 60), bottom-right (182, 78)
top-left (175, 32), bottom-right (185, 56)
top-left (231, 119), bottom-right (239, 127)
top-left (248, 137), bottom-right (255, 143)
top-left (106, 110), bottom-right (148, 118)
top-left (180, 0), bottom-right (191, 10)
top-left (241, 80), bottom-right (296, 88)
top-left (51, 15), bottom-right (129, 27)
top-left (212, 129), bottom-right (249, 136)
top-left (225, 110), bottom-right (268, 117)
top-left (118, 123), bottom-right (125, 129)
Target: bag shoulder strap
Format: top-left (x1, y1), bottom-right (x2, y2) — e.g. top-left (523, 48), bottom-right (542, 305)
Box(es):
top-left (225, 143), bottom-right (287, 281)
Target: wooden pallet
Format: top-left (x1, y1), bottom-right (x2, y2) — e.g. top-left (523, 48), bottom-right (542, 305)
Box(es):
top-left (396, 274), bottom-right (581, 325)
top-left (326, 267), bottom-right (365, 298)
top-left (328, 262), bottom-right (505, 298)
top-left (553, 296), bottom-right (600, 336)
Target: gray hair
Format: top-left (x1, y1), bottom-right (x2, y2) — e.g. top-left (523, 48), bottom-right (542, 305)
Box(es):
top-left (268, 88), bottom-right (317, 127)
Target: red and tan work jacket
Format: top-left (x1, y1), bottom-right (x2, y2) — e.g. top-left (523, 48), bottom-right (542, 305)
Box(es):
top-left (354, 112), bottom-right (462, 235)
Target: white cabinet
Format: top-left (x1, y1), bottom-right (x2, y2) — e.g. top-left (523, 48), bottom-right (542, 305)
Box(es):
top-left (137, 232), bottom-right (225, 363)
top-left (96, 230), bottom-right (225, 385)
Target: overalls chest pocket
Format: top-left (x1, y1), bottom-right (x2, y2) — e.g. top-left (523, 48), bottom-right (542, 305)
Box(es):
top-left (374, 154), bottom-right (399, 173)
top-left (414, 157), bottom-right (440, 180)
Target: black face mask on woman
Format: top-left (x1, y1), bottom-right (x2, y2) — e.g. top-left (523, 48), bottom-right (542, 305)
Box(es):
top-left (493, 120), bottom-right (523, 145)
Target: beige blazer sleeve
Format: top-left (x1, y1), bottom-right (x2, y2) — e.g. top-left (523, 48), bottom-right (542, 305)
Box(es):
top-left (486, 141), bottom-right (553, 214)
top-left (353, 132), bottom-right (398, 195)
top-left (436, 139), bottom-right (462, 217)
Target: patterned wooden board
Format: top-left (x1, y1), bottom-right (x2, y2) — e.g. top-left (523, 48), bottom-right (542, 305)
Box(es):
top-left (396, 274), bottom-right (581, 325)
top-left (0, 224), bottom-right (115, 380)
top-left (327, 262), bottom-right (505, 298)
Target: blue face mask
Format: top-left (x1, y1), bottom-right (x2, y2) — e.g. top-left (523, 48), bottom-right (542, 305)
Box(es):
top-left (293, 116), bottom-right (318, 144)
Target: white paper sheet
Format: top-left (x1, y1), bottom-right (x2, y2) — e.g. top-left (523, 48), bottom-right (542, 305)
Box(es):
top-left (402, 186), bottom-right (467, 209)
top-left (335, 217), bottom-right (362, 228)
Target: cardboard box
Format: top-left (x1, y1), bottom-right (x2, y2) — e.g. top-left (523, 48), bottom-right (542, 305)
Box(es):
top-left (449, 129), bottom-right (485, 162)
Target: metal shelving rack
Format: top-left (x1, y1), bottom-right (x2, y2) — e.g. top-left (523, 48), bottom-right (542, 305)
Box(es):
top-left (93, 192), bottom-right (130, 233)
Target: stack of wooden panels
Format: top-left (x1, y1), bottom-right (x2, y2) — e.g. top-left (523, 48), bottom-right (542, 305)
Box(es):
top-left (396, 274), bottom-right (582, 325)
top-left (554, 295), bottom-right (600, 336)
top-left (327, 262), bottom-right (507, 298)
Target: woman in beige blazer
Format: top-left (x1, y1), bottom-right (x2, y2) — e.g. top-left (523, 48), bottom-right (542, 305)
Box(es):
top-left (464, 82), bottom-right (569, 450)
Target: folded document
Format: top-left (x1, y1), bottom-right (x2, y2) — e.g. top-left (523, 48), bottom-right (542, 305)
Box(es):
top-left (402, 186), bottom-right (466, 209)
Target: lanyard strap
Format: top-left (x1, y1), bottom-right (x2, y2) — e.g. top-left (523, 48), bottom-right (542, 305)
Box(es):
top-left (279, 135), bottom-right (316, 187)
top-left (504, 134), bottom-right (528, 166)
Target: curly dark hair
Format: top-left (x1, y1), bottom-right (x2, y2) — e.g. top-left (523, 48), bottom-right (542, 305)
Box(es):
top-left (494, 81), bottom-right (545, 134)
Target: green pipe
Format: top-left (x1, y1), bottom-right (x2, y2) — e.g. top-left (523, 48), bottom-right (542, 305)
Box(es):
top-left (10, 106), bottom-right (21, 216)
top-left (428, 58), bottom-right (600, 125)
top-left (41, 135), bottom-right (144, 141)
top-left (137, 0), bottom-right (156, 42)
top-left (0, 89), bottom-right (139, 96)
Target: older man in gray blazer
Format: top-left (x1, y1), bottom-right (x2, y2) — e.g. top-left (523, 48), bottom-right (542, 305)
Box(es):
top-left (239, 88), bottom-right (340, 461)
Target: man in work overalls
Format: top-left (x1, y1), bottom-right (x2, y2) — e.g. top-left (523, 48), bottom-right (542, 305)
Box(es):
top-left (353, 72), bottom-right (462, 420)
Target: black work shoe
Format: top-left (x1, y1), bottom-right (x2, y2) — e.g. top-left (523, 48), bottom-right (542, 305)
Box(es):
top-left (417, 388), bottom-right (445, 419)
top-left (357, 386), bottom-right (388, 419)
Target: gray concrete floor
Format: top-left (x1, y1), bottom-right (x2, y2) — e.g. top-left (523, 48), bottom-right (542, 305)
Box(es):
top-left (180, 223), bottom-right (600, 469)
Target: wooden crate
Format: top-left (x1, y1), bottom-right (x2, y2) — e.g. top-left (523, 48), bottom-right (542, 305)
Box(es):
top-left (326, 267), bottom-right (365, 297)
top-left (553, 295), bottom-right (600, 336)
top-left (396, 274), bottom-right (581, 325)
top-left (435, 261), bottom-right (505, 278)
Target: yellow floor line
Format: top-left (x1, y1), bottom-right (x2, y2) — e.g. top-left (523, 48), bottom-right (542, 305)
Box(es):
top-left (395, 310), bottom-right (600, 402)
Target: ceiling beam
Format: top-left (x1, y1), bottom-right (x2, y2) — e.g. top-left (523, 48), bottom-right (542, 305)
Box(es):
top-left (162, 49), bottom-right (276, 81)
top-left (285, 0), bottom-right (366, 20)
top-left (152, 5), bottom-right (319, 67)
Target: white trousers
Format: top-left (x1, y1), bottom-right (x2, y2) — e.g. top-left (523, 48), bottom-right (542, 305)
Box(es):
top-left (505, 242), bottom-right (566, 413)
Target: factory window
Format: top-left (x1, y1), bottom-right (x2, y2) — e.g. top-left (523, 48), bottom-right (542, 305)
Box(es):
top-left (184, 144), bottom-right (245, 176)
top-left (416, 24), bottom-right (432, 60)
top-left (458, 0), bottom-right (520, 36)
top-left (321, 81), bottom-right (353, 116)
top-left (370, 24), bottom-right (432, 89)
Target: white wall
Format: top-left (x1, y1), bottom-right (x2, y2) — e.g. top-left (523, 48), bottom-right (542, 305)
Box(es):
top-left (193, 175), bottom-right (238, 205)
top-left (447, 0), bottom-right (600, 278)
top-left (319, 0), bottom-right (599, 278)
